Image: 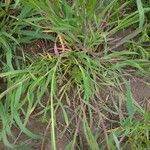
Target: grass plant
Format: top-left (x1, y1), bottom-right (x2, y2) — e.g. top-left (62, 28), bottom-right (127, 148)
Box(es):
top-left (0, 0), bottom-right (150, 149)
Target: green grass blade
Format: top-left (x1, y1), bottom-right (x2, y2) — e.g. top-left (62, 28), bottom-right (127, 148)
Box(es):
top-left (136, 0), bottom-right (144, 29)
top-left (14, 113), bottom-right (41, 139)
top-left (126, 82), bottom-right (135, 120)
top-left (83, 120), bottom-right (99, 150)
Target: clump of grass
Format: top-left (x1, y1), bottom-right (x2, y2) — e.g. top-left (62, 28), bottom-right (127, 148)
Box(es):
top-left (105, 83), bottom-right (150, 149)
top-left (0, 0), bottom-right (150, 149)
top-left (0, 1), bottom-right (54, 70)
top-left (0, 49), bottom-right (149, 149)
top-left (20, 0), bottom-right (150, 52)
top-left (0, 51), bottom-right (109, 148)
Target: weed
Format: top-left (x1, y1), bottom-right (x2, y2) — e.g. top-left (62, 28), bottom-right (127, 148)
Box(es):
top-left (0, 1), bottom-right (54, 70)
top-left (106, 83), bottom-right (150, 149)
top-left (0, 0), bottom-right (150, 149)
top-left (20, 0), bottom-right (150, 52)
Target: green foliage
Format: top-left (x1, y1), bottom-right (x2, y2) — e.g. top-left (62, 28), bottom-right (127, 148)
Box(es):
top-left (19, 0), bottom-right (150, 52)
top-left (108, 101), bottom-right (150, 149)
top-left (0, 1), bottom-right (54, 70)
top-left (0, 0), bottom-right (150, 149)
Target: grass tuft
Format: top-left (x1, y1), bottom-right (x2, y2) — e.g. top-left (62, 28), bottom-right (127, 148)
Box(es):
top-left (0, 0), bottom-right (150, 149)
